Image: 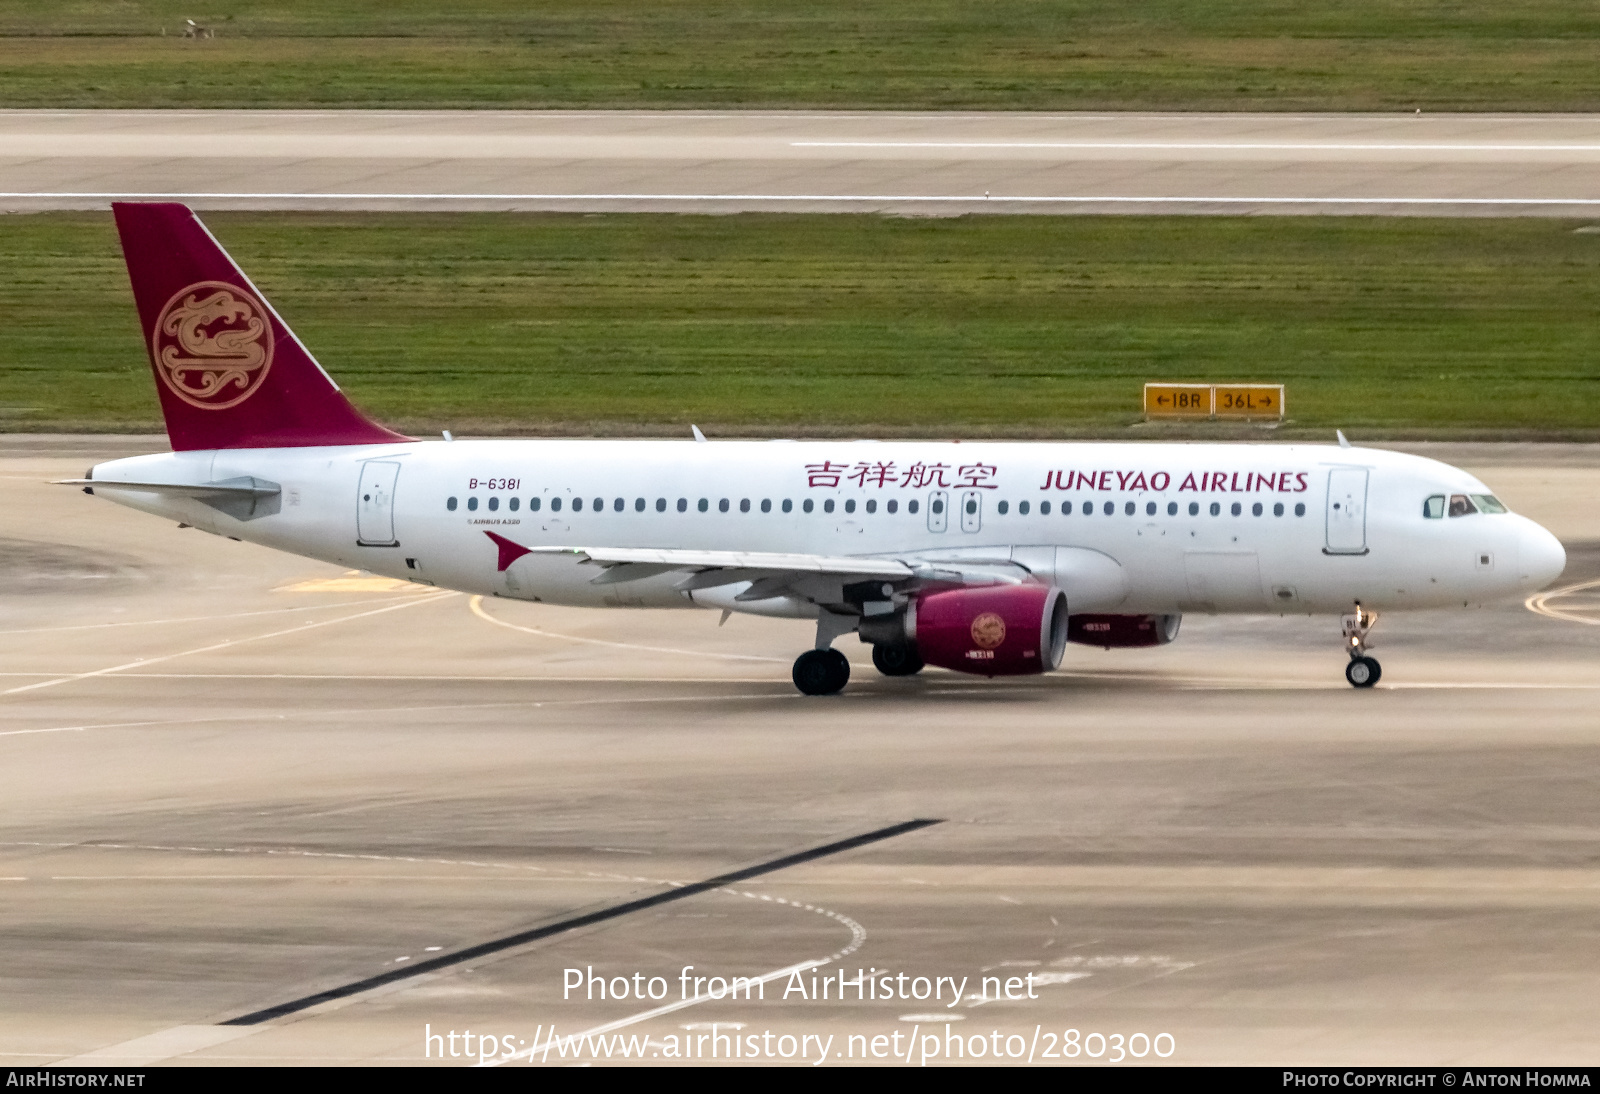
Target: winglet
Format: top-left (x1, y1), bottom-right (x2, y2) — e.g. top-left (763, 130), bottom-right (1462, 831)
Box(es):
top-left (1336, 430), bottom-right (1351, 449)
top-left (691, 425), bottom-right (707, 443)
top-left (483, 530), bottom-right (533, 572)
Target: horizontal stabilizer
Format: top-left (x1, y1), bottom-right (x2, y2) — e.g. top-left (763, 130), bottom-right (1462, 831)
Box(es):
top-left (55, 475), bottom-right (279, 499)
top-left (58, 475), bottom-right (281, 521)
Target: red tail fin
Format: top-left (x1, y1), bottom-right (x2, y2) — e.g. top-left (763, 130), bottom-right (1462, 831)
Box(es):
top-left (113, 202), bottom-right (408, 451)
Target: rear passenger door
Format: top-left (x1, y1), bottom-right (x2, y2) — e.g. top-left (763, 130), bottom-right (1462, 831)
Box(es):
top-left (356, 460), bottom-right (400, 546)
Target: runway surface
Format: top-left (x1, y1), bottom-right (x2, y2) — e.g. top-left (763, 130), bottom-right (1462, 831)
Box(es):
top-left (5, 110), bottom-right (1600, 215)
top-left (4, 437), bottom-right (1600, 1066)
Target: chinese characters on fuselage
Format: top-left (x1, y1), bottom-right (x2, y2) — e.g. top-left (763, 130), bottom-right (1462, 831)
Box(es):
top-left (802, 462), bottom-right (1309, 493)
top-left (805, 462), bottom-right (998, 490)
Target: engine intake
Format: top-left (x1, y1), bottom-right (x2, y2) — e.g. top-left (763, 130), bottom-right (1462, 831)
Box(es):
top-left (913, 584), bottom-right (1069, 677)
top-left (1067, 613), bottom-right (1181, 649)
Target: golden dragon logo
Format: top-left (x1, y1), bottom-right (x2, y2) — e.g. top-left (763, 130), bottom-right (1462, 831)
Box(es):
top-left (151, 281), bottom-right (275, 410)
top-left (970, 612), bottom-right (1007, 650)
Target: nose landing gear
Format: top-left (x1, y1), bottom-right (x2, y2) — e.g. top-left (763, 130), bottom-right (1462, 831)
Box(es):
top-left (1341, 604), bottom-right (1381, 688)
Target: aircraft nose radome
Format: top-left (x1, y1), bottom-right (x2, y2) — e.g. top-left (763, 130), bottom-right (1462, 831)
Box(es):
top-left (1520, 520), bottom-right (1566, 590)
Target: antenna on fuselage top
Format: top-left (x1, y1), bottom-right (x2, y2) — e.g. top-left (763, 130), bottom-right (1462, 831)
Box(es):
top-left (1336, 430), bottom-right (1351, 448)
top-left (692, 425), bottom-right (707, 443)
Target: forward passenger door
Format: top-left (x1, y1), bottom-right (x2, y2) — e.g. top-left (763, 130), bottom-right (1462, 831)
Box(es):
top-left (1325, 468), bottom-right (1369, 555)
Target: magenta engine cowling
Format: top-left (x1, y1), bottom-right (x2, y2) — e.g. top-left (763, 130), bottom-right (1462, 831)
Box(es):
top-left (1067, 613), bottom-right (1182, 649)
top-left (913, 584), bottom-right (1069, 677)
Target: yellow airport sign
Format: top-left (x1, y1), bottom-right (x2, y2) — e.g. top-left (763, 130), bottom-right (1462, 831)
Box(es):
top-left (1144, 383), bottom-right (1284, 421)
top-left (1213, 384), bottom-right (1284, 420)
top-left (1143, 383), bottom-right (1213, 419)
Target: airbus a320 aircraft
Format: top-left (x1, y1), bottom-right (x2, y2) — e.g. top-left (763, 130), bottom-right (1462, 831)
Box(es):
top-left (67, 203), bottom-right (1566, 694)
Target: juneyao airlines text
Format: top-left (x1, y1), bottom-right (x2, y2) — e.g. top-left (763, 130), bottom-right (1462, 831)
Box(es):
top-left (564, 966), bottom-right (1039, 1007)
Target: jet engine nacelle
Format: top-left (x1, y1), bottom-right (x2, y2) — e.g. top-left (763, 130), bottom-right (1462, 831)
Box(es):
top-left (1067, 613), bottom-right (1181, 649)
top-left (912, 584), bottom-right (1069, 677)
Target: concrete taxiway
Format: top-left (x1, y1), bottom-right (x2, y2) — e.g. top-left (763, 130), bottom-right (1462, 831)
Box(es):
top-left (4, 110), bottom-right (1600, 215)
top-left (3, 437), bottom-right (1600, 1066)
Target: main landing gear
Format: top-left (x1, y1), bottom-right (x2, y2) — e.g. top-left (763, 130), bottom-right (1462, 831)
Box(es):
top-left (793, 648), bottom-right (851, 696)
top-left (1341, 604), bottom-right (1381, 688)
top-left (871, 642), bottom-right (924, 677)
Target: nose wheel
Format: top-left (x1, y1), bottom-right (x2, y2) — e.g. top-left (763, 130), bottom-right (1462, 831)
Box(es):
top-left (1345, 656), bottom-right (1381, 688)
top-left (1341, 604), bottom-right (1381, 688)
top-left (794, 648), bottom-right (851, 695)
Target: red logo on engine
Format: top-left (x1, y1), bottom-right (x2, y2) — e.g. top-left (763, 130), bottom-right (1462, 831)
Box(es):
top-left (151, 281), bottom-right (274, 410)
top-left (970, 612), bottom-right (1007, 649)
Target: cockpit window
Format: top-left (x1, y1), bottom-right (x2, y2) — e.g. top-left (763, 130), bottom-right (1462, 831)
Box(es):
top-left (1448, 494), bottom-right (1477, 517)
top-left (1470, 494), bottom-right (1508, 514)
top-left (1423, 495), bottom-right (1445, 519)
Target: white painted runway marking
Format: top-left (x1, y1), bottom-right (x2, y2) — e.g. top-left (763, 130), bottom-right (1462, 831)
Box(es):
top-left (483, 958), bottom-right (833, 1068)
top-left (6, 191), bottom-right (1600, 208)
top-left (0, 719), bottom-right (171, 738)
top-left (793, 141), bottom-right (1600, 152)
top-left (0, 593), bottom-right (455, 696)
top-left (7, 667), bottom-right (1598, 691)
top-left (55, 1025), bottom-right (257, 1066)
top-left (1526, 578), bottom-right (1600, 626)
top-left (3, 836), bottom-right (867, 1055)
top-left (0, 593), bottom-right (433, 636)
top-left (469, 594), bottom-right (788, 663)
top-left (0, 692), bottom-right (795, 742)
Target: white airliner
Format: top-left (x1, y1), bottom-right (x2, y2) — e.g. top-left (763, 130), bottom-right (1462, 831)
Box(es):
top-left (68, 203), bottom-right (1566, 694)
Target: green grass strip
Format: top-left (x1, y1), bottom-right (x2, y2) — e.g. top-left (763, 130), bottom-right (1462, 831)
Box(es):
top-left (3, 0), bottom-right (1600, 111)
top-left (3, 212), bottom-right (1599, 439)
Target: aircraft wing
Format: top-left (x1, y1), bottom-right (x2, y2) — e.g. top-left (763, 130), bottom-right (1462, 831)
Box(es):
top-left (525, 545), bottom-right (914, 584)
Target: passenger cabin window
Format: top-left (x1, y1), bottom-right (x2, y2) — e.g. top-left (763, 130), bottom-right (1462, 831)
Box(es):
top-left (1448, 494), bottom-right (1477, 517)
top-left (1424, 495), bottom-right (1446, 519)
top-left (529, 497), bottom-right (541, 511)
top-left (447, 497), bottom-right (457, 511)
